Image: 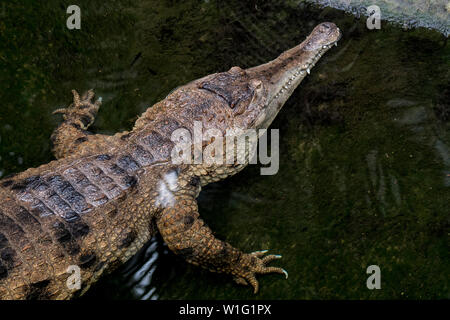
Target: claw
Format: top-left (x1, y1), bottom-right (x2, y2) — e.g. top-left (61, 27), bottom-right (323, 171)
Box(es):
top-left (233, 276), bottom-right (248, 286)
top-left (53, 89), bottom-right (100, 128)
top-left (235, 249), bottom-right (287, 294)
top-left (251, 250), bottom-right (269, 258)
top-left (83, 89), bottom-right (95, 101)
top-left (252, 250), bottom-right (268, 254)
top-left (52, 108), bottom-right (67, 115)
top-left (72, 90), bottom-right (81, 105)
top-left (261, 254), bottom-right (282, 264)
top-left (247, 276), bottom-right (259, 294)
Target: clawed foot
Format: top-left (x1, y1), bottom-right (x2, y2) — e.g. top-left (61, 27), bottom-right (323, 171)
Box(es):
top-left (53, 89), bottom-right (101, 129)
top-left (232, 250), bottom-right (288, 294)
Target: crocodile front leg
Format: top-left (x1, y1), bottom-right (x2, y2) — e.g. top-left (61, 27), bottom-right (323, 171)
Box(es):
top-left (51, 90), bottom-right (128, 159)
top-left (156, 190), bottom-right (287, 293)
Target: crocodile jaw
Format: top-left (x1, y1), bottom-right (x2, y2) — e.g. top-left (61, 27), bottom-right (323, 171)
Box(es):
top-left (247, 22), bottom-right (341, 130)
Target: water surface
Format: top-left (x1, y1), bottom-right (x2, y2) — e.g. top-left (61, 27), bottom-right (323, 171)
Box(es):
top-left (0, 0), bottom-right (448, 299)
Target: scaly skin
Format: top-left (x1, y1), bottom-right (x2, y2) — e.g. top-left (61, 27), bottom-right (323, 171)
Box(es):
top-left (0, 23), bottom-right (341, 299)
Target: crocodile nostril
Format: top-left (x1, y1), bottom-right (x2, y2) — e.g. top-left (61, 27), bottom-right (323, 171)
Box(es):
top-left (319, 22), bottom-right (334, 33)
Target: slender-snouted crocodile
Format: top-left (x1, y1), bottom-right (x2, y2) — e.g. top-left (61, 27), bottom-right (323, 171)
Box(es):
top-left (0, 22), bottom-right (341, 299)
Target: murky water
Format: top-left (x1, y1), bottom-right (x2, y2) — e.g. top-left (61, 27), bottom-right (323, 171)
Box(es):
top-left (0, 0), bottom-right (448, 299)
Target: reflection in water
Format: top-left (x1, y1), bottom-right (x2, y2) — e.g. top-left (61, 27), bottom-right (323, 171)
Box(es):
top-left (365, 149), bottom-right (402, 216)
top-left (434, 140), bottom-right (450, 186)
top-left (124, 239), bottom-right (159, 300)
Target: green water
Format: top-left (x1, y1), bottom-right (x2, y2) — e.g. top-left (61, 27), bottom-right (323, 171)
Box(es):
top-left (0, 0), bottom-right (448, 299)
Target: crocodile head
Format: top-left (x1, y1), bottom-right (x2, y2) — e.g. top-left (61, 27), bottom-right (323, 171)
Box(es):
top-left (191, 22), bottom-right (341, 131)
top-left (247, 22), bottom-right (341, 129)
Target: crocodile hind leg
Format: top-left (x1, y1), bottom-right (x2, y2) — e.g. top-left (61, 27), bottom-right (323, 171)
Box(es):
top-left (51, 89), bottom-right (127, 159)
top-left (156, 185), bottom-right (288, 293)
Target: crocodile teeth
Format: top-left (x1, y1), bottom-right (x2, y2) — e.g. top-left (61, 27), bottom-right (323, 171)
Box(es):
top-left (335, 42), bottom-right (338, 47)
top-left (307, 68), bottom-right (310, 74)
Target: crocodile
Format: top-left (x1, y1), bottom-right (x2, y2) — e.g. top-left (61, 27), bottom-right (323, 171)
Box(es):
top-left (0, 22), bottom-right (341, 299)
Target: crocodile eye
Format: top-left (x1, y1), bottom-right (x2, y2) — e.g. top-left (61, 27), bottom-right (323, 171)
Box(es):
top-left (250, 79), bottom-right (262, 91)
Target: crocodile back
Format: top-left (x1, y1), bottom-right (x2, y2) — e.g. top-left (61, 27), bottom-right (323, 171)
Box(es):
top-left (0, 147), bottom-right (158, 299)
